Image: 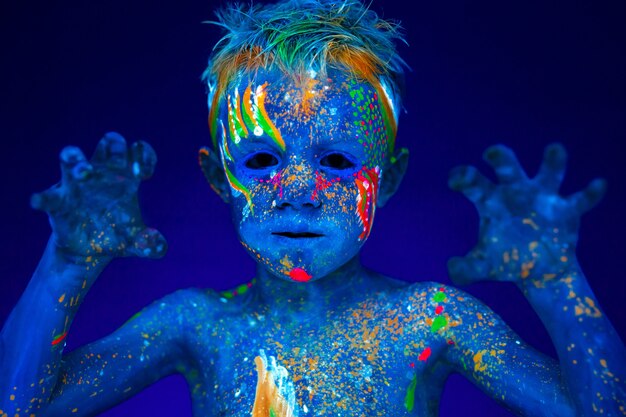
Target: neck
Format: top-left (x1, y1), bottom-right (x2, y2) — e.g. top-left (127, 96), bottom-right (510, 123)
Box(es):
top-left (255, 256), bottom-right (372, 318)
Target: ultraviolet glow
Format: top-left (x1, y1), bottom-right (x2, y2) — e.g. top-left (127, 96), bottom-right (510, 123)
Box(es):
top-left (216, 68), bottom-right (391, 283)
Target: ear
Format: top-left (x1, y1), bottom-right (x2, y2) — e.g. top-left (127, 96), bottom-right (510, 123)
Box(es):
top-left (198, 147), bottom-right (230, 203)
top-left (377, 147), bottom-right (409, 208)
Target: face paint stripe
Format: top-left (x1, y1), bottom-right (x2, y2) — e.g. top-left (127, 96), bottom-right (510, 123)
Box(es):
top-left (355, 167), bottom-right (380, 240)
top-left (51, 331), bottom-right (68, 346)
top-left (223, 163), bottom-right (255, 215)
top-left (233, 88), bottom-right (249, 138)
top-left (220, 121), bottom-right (234, 162)
top-left (373, 82), bottom-right (397, 154)
top-left (227, 96), bottom-right (241, 144)
top-left (242, 85), bottom-right (258, 132)
top-left (254, 83), bottom-right (286, 152)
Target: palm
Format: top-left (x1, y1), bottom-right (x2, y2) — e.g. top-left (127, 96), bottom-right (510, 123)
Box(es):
top-left (31, 132), bottom-right (167, 259)
top-left (447, 144), bottom-right (605, 287)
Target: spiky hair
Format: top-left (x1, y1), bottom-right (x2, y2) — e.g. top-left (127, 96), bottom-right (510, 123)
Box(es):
top-left (203, 0), bottom-right (407, 150)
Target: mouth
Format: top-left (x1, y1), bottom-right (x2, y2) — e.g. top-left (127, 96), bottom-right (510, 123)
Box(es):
top-left (271, 232), bottom-right (324, 238)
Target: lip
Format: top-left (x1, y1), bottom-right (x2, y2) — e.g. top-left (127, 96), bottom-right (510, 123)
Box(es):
top-left (271, 232), bottom-right (325, 238)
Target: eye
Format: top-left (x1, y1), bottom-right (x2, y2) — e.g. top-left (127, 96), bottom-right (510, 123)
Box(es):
top-left (320, 152), bottom-right (356, 170)
top-left (244, 152), bottom-right (279, 170)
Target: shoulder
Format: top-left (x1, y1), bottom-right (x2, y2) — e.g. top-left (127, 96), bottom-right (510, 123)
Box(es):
top-left (394, 281), bottom-right (507, 338)
top-left (125, 287), bottom-right (227, 332)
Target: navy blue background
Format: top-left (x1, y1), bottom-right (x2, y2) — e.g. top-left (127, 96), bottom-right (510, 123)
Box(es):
top-left (1, 0), bottom-right (624, 415)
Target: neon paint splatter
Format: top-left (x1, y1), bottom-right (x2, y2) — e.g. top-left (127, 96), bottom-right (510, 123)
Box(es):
top-left (51, 331), bottom-right (68, 346)
top-left (289, 268), bottom-right (312, 282)
top-left (433, 289), bottom-right (447, 303)
top-left (258, 171), bottom-right (283, 200)
top-left (404, 374), bottom-right (417, 412)
top-left (311, 171), bottom-right (339, 201)
top-left (435, 305), bottom-right (444, 315)
top-left (252, 351), bottom-right (296, 417)
top-left (223, 163), bottom-right (255, 216)
top-left (430, 315), bottom-right (448, 333)
top-left (253, 83), bottom-right (286, 152)
top-left (355, 166), bottom-right (380, 240)
top-left (418, 347), bottom-right (432, 362)
top-left (221, 279), bottom-right (256, 299)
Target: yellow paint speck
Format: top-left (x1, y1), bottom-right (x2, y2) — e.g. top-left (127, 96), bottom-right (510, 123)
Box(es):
top-left (600, 359), bottom-right (607, 368)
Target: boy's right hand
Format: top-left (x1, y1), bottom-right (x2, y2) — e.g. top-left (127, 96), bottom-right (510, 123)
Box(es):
top-left (31, 132), bottom-right (167, 260)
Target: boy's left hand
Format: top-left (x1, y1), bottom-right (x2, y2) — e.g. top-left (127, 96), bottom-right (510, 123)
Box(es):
top-left (447, 143), bottom-right (605, 288)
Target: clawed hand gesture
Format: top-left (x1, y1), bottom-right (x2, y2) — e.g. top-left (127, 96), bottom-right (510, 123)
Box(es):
top-left (448, 144), bottom-right (605, 287)
top-left (31, 132), bottom-right (167, 260)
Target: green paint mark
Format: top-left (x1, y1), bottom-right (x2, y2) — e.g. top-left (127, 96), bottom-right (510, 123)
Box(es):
top-left (269, 407), bottom-right (277, 417)
top-left (433, 291), bottom-right (447, 303)
top-left (431, 315), bottom-right (448, 333)
top-left (236, 283), bottom-right (249, 295)
top-left (404, 374), bottom-right (417, 411)
top-left (122, 311), bottom-right (142, 326)
top-left (224, 164), bottom-right (254, 215)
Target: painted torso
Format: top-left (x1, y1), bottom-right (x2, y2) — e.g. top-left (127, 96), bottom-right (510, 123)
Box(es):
top-left (181, 279), bottom-right (457, 417)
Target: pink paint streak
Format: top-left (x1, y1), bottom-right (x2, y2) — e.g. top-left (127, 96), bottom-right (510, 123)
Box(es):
top-left (289, 268), bottom-right (312, 282)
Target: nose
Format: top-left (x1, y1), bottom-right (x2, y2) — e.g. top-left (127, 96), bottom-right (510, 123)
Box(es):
top-left (275, 159), bottom-right (321, 209)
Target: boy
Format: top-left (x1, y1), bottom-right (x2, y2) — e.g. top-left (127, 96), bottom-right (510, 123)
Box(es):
top-left (1, 0), bottom-right (624, 416)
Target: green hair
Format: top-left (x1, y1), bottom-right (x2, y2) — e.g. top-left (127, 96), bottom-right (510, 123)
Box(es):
top-left (203, 0), bottom-right (407, 149)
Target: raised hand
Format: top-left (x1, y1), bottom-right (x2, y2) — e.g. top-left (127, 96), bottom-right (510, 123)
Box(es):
top-left (447, 143), bottom-right (605, 288)
top-left (31, 132), bottom-right (167, 260)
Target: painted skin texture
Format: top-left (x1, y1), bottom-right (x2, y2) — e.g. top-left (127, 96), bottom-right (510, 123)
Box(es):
top-left (0, 69), bottom-right (625, 417)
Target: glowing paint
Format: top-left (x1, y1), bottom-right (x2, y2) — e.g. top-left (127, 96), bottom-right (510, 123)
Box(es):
top-left (311, 171), bottom-right (339, 201)
top-left (430, 315), bottom-right (447, 333)
top-left (221, 279), bottom-right (256, 299)
top-left (418, 347), bottom-right (431, 362)
top-left (51, 331), bottom-right (68, 346)
top-left (289, 268), bottom-right (312, 282)
top-left (355, 166), bottom-right (380, 240)
top-left (223, 163), bottom-right (254, 215)
top-left (435, 305), bottom-right (444, 315)
top-left (252, 352), bottom-right (296, 417)
top-left (253, 83), bottom-right (286, 151)
top-left (242, 85), bottom-right (259, 133)
top-left (404, 374), bottom-right (417, 412)
top-left (433, 290), bottom-right (447, 303)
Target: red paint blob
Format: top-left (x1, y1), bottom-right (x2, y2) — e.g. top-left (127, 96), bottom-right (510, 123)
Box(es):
top-left (447, 340), bottom-right (455, 346)
top-left (418, 347), bottom-right (432, 362)
top-left (289, 268), bottom-right (312, 282)
top-left (435, 305), bottom-right (444, 315)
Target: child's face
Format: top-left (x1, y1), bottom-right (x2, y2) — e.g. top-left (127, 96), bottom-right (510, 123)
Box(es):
top-left (216, 68), bottom-right (394, 282)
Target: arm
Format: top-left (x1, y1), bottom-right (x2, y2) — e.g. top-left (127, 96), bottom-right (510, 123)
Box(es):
top-left (0, 133), bottom-right (168, 416)
top-left (438, 284), bottom-right (575, 416)
top-left (447, 144), bottom-right (626, 415)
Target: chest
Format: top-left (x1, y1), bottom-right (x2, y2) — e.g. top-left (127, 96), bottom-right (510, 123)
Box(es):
top-left (185, 304), bottom-right (443, 416)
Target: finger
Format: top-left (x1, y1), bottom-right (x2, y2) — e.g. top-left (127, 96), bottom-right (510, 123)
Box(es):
top-left (31, 184), bottom-right (65, 214)
top-left (448, 165), bottom-right (495, 211)
top-left (60, 146), bottom-right (93, 183)
top-left (535, 143), bottom-right (567, 191)
top-left (483, 145), bottom-right (528, 184)
top-left (447, 255), bottom-right (490, 286)
top-left (92, 132), bottom-right (128, 169)
top-left (130, 141), bottom-right (157, 179)
top-left (128, 227), bottom-right (168, 259)
top-left (566, 178), bottom-right (607, 214)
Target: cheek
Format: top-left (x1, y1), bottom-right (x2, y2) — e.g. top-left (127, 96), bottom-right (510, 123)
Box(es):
top-left (315, 167), bottom-right (381, 241)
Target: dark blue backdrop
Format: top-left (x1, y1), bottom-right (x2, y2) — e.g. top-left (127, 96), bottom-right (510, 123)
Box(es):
top-left (1, 0), bottom-right (624, 415)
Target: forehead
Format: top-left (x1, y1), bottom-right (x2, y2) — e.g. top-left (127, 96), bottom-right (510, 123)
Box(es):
top-left (218, 68), bottom-right (394, 158)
